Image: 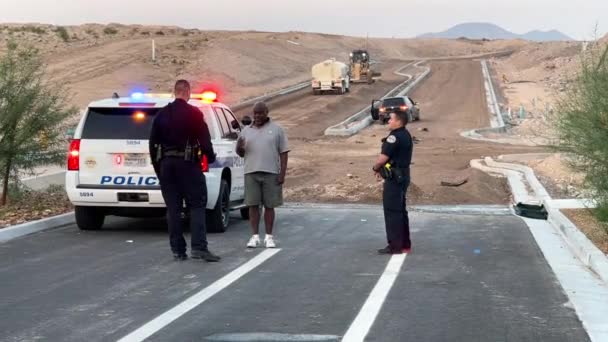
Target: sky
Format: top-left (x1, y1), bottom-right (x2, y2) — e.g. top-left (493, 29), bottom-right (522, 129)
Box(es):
top-left (1, 0), bottom-right (606, 40)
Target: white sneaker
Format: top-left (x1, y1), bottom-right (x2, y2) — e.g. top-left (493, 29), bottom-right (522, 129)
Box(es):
top-left (264, 235), bottom-right (276, 248)
top-left (247, 235), bottom-right (261, 248)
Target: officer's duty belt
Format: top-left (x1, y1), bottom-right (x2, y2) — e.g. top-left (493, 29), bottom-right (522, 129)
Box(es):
top-left (163, 150), bottom-right (186, 157)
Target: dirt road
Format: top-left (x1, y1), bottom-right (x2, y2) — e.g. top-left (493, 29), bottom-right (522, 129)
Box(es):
top-left (238, 60), bottom-right (541, 205)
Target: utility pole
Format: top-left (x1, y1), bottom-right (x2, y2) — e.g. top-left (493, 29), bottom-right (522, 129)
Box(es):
top-left (152, 39), bottom-right (156, 62)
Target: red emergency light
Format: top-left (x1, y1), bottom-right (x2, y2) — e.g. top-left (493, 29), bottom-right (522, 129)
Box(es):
top-left (192, 91), bottom-right (218, 103)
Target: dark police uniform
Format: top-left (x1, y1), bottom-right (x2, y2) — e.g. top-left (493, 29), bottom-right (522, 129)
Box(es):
top-left (149, 98), bottom-right (216, 258)
top-left (380, 126), bottom-right (413, 252)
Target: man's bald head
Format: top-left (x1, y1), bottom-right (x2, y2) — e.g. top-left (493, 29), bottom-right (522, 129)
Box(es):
top-left (174, 79), bottom-right (191, 100)
top-left (252, 101), bottom-right (269, 127)
top-left (253, 102), bottom-right (269, 114)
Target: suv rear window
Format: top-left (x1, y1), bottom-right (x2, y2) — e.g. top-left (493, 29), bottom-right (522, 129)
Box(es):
top-left (81, 107), bottom-right (217, 140)
top-left (81, 107), bottom-right (159, 140)
top-left (382, 98), bottom-right (405, 107)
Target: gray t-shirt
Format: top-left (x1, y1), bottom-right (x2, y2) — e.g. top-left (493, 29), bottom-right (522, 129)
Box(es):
top-left (240, 120), bottom-right (289, 174)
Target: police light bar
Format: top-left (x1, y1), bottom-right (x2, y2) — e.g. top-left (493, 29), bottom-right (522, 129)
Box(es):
top-left (191, 91), bottom-right (218, 103)
top-left (130, 92), bottom-right (144, 100)
top-left (143, 93), bottom-right (173, 98)
top-left (128, 91), bottom-right (218, 102)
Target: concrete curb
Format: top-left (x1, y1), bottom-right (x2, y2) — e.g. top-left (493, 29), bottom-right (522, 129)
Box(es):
top-left (484, 157), bottom-right (550, 201)
top-left (481, 59), bottom-right (504, 128)
top-left (21, 171), bottom-right (66, 190)
top-left (230, 81), bottom-right (310, 111)
top-left (325, 61), bottom-right (431, 136)
top-left (460, 59), bottom-right (509, 141)
top-left (0, 212), bottom-right (75, 243)
top-left (548, 209), bottom-right (608, 284)
top-left (471, 157), bottom-right (608, 284)
top-left (470, 159), bottom-right (529, 203)
top-left (284, 202), bottom-right (511, 216)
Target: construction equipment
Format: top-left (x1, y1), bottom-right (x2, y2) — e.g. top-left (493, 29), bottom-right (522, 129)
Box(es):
top-left (349, 49), bottom-right (378, 84)
top-left (311, 59), bottom-right (350, 95)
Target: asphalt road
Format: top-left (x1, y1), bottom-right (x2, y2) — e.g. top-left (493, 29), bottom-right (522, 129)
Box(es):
top-left (0, 205), bottom-right (590, 342)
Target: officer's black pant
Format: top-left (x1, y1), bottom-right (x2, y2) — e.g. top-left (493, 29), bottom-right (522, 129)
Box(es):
top-left (383, 177), bottom-right (411, 251)
top-left (159, 157), bottom-right (208, 254)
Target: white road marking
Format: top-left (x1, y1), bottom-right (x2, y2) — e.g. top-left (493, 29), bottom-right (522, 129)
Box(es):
top-left (206, 333), bottom-right (340, 341)
top-left (342, 253), bottom-right (407, 342)
top-left (117, 249), bottom-right (281, 342)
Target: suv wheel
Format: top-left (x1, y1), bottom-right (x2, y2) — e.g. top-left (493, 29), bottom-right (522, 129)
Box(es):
top-left (75, 206), bottom-right (105, 230)
top-left (207, 179), bottom-right (230, 233)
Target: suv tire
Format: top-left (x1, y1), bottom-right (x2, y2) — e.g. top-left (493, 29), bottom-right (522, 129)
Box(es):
top-left (75, 206), bottom-right (105, 230)
top-left (207, 179), bottom-right (230, 233)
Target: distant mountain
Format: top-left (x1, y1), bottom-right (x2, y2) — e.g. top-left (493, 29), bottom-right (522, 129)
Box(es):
top-left (521, 29), bottom-right (573, 41)
top-left (418, 23), bottom-right (573, 41)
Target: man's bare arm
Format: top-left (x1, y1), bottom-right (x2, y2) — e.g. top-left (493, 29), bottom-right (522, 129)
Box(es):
top-left (278, 152), bottom-right (288, 185)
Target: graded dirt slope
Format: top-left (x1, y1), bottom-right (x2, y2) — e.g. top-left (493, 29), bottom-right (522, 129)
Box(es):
top-left (260, 60), bottom-right (541, 204)
top-left (1, 23), bottom-right (527, 110)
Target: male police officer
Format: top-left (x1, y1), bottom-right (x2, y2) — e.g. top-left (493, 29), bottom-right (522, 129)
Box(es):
top-left (149, 80), bottom-right (220, 262)
top-left (372, 111), bottom-right (413, 254)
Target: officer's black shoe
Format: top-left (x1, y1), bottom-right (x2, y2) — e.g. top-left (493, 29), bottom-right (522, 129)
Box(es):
top-left (191, 249), bottom-right (221, 262)
top-left (173, 253), bottom-right (188, 261)
top-left (377, 246), bottom-right (402, 255)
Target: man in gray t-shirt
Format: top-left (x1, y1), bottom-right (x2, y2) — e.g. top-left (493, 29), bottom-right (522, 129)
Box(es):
top-left (236, 102), bottom-right (289, 249)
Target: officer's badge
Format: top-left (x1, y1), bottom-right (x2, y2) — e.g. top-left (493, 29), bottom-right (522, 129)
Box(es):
top-left (386, 135), bottom-right (397, 143)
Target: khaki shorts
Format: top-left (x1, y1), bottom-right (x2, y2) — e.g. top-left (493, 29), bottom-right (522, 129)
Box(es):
top-left (244, 172), bottom-right (283, 208)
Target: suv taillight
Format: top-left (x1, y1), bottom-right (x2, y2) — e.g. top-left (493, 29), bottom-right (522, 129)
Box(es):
top-left (201, 155), bottom-right (209, 172)
top-left (67, 139), bottom-right (80, 171)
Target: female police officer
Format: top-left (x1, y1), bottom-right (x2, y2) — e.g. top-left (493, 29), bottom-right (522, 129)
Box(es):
top-left (372, 111), bottom-right (413, 254)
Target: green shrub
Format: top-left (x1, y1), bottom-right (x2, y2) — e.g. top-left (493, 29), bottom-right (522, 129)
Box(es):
top-left (55, 26), bottom-right (69, 42)
top-left (554, 43), bottom-right (608, 223)
top-left (103, 27), bottom-right (118, 35)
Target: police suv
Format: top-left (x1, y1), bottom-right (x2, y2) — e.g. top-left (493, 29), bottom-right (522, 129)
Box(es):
top-left (65, 91), bottom-right (247, 232)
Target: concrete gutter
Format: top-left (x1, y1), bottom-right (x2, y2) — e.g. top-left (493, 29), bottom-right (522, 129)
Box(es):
top-left (230, 81), bottom-right (310, 111)
top-left (461, 59), bottom-right (509, 141)
top-left (324, 61), bottom-right (431, 136)
top-left (482, 60), bottom-right (504, 129)
top-left (412, 50), bottom-right (514, 61)
top-left (471, 157), bottom-right (608, 285)
top-left (473, 156), bottom-right (608, 341)
top-left (0, 212), bottom-right (75, 243)
top-left (21, 171), bottom-right (66, 190)
top-left (285, 202), bottom-right (511, 216)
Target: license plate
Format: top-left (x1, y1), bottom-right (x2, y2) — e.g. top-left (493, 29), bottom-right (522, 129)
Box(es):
top-left (124, 154), bottom-right (147, 167)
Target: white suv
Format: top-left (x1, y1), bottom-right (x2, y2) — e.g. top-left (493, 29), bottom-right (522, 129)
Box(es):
top-left (65, 92), bottom-right (247, 232)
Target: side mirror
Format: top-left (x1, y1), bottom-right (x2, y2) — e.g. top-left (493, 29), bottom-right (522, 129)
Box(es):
top-left (370, 99), bottom-right (381, 120)
top-left (66, 127), bottom-right (76, 139)
top-left (241, 115), bottom-right (252, 126)
top-left (231, 119), bottom-right (240, 130)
